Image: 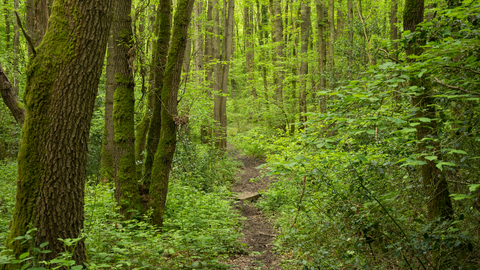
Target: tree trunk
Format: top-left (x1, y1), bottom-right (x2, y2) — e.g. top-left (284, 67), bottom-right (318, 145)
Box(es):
top-left (4, 0), bottom-right (113, 266)
top-left (299, 1), bottom-right (310, 125)
top-left (328, 0), bottom-right (335, 90)
top-left (316, 0), bottom-right (327, 113)
top-left (337, 0), bottom-right (344, 36)
top-left (390, 0), bottom-right (398, 55)
top-left (0, 63), bottom-right (25, 128)
top-left (403, 0), bottom-right (453, 221)
top-left (112, 0), bottom-right (142, 218)
top-left (149, 0), bottom-right (195, 227)
top-left (272, 0), bottom-right (285, 103)
top-left (100, 32), bottom-right (117, 183)
top-left (13, 0), bottom-right (19, 96)
top-left (347, 0), bottom-right (353, 70)
top-left (144, 0), bottom-right (172, 183)
top-left (4, 0), bottom-right (11, 50)
top-left (244, 5), bottom-right (256, 99)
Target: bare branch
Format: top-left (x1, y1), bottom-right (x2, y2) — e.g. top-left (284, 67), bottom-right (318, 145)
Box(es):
top-left (0, 63), bottom-right (25, 127)
top-left (433, 77), bottom-right (478, 96)
top-left (14, 11), bottom-right (36, 57)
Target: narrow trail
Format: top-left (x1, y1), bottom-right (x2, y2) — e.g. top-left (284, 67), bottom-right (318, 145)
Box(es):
top-left (228, 147), bottom-right (282, 270)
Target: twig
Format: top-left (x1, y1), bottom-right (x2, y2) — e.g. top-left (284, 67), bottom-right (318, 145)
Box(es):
top-left (433, 77), bottom-right (478, 96)
top-left (443, 65), bottom-right (480, 75)
top-left (379, 48), bottom-right (403, 64)
top-left (14, 11), bottom-right (36, 57)
top-left (290, 175), bottom-right (307, 228)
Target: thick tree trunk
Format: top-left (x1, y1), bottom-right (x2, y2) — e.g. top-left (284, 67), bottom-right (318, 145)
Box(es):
top-left (112, 0), bottom-right (143, 218)
top-left (403, 0), bottom-right (453, 221)
top-left (4, 0), bottom-right (113, 266)
top-left (390, 0), bottom-right (398, 54)
top-left (150, 0), bottom-right (196, 227)
top-left (144, 0), bottom-right (172, 183)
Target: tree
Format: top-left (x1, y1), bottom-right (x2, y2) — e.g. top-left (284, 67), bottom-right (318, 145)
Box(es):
top-left (3, 0), bottom-right (113, 266)
top-left (149, 0), bottom-right (196, 226)
top-left (111, 0), bottom-right (143, 218)
top-left (403, 0), bottom-right (453, 221)
top-left (299, 0), bottom-right (311, 124)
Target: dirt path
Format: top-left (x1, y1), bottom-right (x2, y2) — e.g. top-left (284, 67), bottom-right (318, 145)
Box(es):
top-left (228, 149), bottom-right (282, 270)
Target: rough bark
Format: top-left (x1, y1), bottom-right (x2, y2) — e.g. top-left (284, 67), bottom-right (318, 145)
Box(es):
top-left (13, 0), bottom-right (19, 96)
top-left (150, 0), bottom-right (196, 227)
top-left (112, 0), bottom-right (143, 218)
top-left (0, 63), bottom-right (25, 128)
top-left (390, 0), bottom-right (398, 54)
top-left (244, 5), bottom-right (256, 98)
top-left (144, 0), bottom-right (172, 183)
top-left (4, 0), bottom-right (113, 266)
top-left (347, 0), bottom-right (353, 69)
top-left (403, 0), bottom-right (453, 221)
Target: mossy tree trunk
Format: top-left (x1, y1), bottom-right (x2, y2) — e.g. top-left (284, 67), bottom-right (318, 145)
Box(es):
top-left (4, 0), bottom-right (113, 266)
top-left (150, 0), bottom-right (195, 227)
top-left (316, 0), bottom-right (327, 113)
top-left (100, 31), bottom-right (117, 183)
top-left (143, 0), bottom-right (172, 188)
top-left (403, 0), bottom-right (453, 221)
top-left (111, 0), bottom-right (143, 218)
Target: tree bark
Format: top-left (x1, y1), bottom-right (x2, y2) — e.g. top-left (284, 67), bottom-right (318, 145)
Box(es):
top-left (244, 5), bottom-right (256, 98)
top-left (13, 0), bottom-right (19, 96)
top-left (328, 0), bottom-right (335, 90)
top-left (272, 0), bottom-right (285, 103)
top-left (403, 0), bottom-right (453, 221)
top-left (347, 0), bottom-right (353, 70)
top-left (299, 1), bottom-right (310, 125)
top-left (144, 0), bottom-right (172, 183)
top-left (4, 0), bottom-right (113, 266)
top-left (316, 0), bottom-right (327, 113)
top-left (0, 63), bottom-right (25, 128)
top-left (4, 0), bottom-right (11, 50)
top-left (111, 0), bottom-right (143, 218)
top-left (390, 0), bottom-right (398, 54)
top-left (337, 0), bottom-right (344, 36)
top-left (150, 0), bottom-right (195, 227)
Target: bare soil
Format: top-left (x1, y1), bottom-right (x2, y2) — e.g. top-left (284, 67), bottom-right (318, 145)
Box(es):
top-left (228, 148), bottom-right (282, 270)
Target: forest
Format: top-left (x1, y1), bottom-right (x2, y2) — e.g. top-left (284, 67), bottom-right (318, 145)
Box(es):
top-left (0, 0), bottom-right (479, 269)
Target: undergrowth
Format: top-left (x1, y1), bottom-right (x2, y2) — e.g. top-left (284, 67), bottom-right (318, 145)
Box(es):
top-left (0, 136), bottom-right (244, 269)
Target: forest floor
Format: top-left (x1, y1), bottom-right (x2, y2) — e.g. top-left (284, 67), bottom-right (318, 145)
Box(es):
top-left (227, 145), bottom-right (282, 270)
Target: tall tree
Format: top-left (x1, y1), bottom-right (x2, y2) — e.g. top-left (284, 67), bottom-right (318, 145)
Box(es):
top-left (111, 0), bottom-right (143, 218)
top-left (3, 0), bottom-right (11, 50)
top-left (3, 0), bottom-right (113, 266)
top-left (244, 4), bottom-right (256, 98)
top-left (270, 0), bottom-right (285, 103)
top-left (144, 0), bottom-right (172, 184)
top-left (149, 0), bottom-right (196, 226)
top-left (299, 0), bottom-right (311, 124)
top-left (316, 0), bottom-right (327, 113)
top-left (328, 0), bottom-right (335, 89)
top-left (403, 0), bottom-right (453, 221)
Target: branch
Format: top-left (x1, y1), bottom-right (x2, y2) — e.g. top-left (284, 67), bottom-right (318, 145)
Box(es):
top-left (379, 48), bottom-right (403, 64)
top-left (443, 65), bottom-right (480, 75)
top-left (0, 63), bottom-right (26, 128)
top-left (14, 11), bottom-right (36, 57)
top-left (433, 77), bottom-right (479, 96)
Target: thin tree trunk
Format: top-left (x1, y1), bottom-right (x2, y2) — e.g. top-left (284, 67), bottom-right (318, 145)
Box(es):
top-left (0, 63), bottom-right (24, 127)
top-left (316, 0), bottom-right (327, 113)
top-left (4, 0), bottom-right (11, 50)
top-left (150, 0), bottom-right (196, 227)
top-left (328, 0), bottom-right (335, 90)
top-left (272, 0), bottom-right (285, 103)
top-left (299, 1), bottom-right (310, 125)
top-left (4, 0), bottom-right (113, 265)
top-left (337, 0), bottom-right (344, 36)
top-left (347, 0), bottom-right (353, 70)
top-left (13, 0), bottom-right (19, 96)
top-left (144, 0), bottom-right (172, 183)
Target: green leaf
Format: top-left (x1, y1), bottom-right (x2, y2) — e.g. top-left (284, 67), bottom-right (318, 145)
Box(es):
top-left (418, 117), bottom-right (431, 122)
top-left (448, 149), bottom-right (467, 155)
top-left (367, 129), bottom-right (375, 135)
top-left (469, 184), bottom-right (480, 192)
top-left (356, 155), bottom-right (368, 162)
top-left (19, 252), bottom-right (29, 260)
top-left (424, 155), bottom-right (437, 161)
top-left (39, 242), bottom-right (49, 248)
top-left (71, 265), bottom-right (84, 270)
